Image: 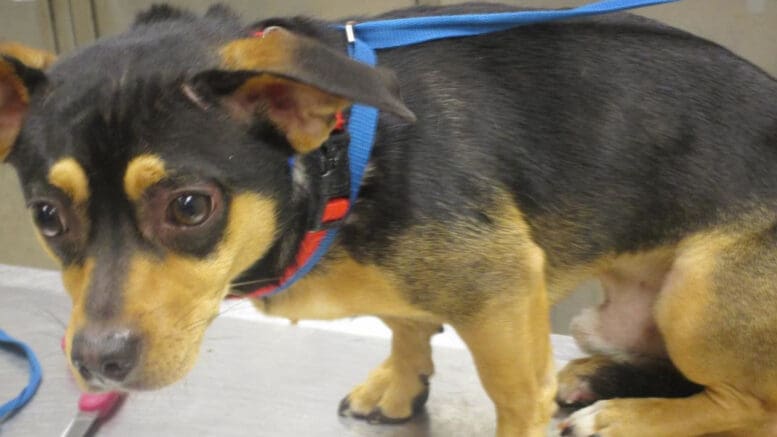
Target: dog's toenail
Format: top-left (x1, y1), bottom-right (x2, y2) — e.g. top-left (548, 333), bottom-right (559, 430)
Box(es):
top-left (337, 397), bottom-right (351, 416)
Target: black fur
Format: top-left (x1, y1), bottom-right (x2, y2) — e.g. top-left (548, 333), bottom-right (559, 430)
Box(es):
top-left (570, 360), bottom-right (704, 408)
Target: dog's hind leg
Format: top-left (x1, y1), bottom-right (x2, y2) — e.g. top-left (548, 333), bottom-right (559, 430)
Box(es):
top-left (338, 317), bottom-right (440, 423)
top-left (453, 246), bottom-right (556, 437)
top-left (558, 249), bottom-right (702, 409)
top-left (561, 230), bottom-right (777, 436)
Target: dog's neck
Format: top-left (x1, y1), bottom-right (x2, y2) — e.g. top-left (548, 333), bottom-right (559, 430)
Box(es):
top-left (229, 139), bottom-right (350, 295)
top-left (228, 20), bottom-right (351, 296)
top-left (228, 159), bottom-right (314, 295)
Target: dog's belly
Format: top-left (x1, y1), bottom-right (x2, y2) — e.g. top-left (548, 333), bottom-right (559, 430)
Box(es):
top-left (570, 249), bottom-right (675, 361)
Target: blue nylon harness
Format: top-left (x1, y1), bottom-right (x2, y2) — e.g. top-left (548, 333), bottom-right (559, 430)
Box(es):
top-left (257, 0), bottom-right (679, 297)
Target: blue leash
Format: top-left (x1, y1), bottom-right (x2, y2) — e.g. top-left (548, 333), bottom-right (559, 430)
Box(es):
top-left (341, 0), bottom-right (679, 50)
top-left (0, 329), bottom-right (42, 422)
top-left (263, 0), bottom-right (679, 296)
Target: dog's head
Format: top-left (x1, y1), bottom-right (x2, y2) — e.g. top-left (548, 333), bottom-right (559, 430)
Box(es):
top-left (0, 6), bottom-right (412, 391)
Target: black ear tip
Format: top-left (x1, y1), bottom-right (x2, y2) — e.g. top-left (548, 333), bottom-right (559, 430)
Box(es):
top-left (395, 105), bottom-right (417, 123)
top-left (373, 68), bottom-right (415, 123)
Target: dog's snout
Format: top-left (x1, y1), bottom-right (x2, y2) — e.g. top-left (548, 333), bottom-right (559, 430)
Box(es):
top-left (71, 326), bottom-right (141, 383)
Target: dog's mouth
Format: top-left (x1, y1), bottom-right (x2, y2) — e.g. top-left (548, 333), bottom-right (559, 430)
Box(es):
top-left (83, 374), bottom-right (132, 392)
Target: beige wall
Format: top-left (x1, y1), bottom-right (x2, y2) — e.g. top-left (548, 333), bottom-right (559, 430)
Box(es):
top-left (0, 0), bottom-right (775, 332)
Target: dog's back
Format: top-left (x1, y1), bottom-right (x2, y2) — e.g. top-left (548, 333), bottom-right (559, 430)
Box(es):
top-left (281, 5), bottom-right (777, 301)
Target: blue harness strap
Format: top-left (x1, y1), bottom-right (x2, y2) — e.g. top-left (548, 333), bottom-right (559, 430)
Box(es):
top-left (249, 0), bottom-right (680, 297)
top-left (343, 0), bottom-right (678, 51)
top-left (0, 329), bottom-right (42, 422)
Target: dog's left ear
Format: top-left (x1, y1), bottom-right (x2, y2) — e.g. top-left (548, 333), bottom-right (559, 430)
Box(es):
top-left (189, 27), bottom-right (415, 154)
top-left (0, 42), bottom-right (53, 161)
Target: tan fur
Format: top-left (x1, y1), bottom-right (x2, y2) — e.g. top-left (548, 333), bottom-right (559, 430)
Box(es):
top-left (230, 75), bottom-right (348, 153)
top-left (377, 190), bottom-right (543, 321)
top-left (343, 318), bottom-right (439, 420)
top-left (562, 226), bottom-right (777, 436)
top-left (258, 248), bottom-right (438, 321)
top-left (61, 257), bottom-right (95, 388)
top-left (219, 31), bottom-right (295, 73)
top-left (453, 244), bottom-right (555, 437)
top-left (48, 158), bottom-right (90, 204)
top-left (123, 154), bottom-right (167, 201)
top-left (565, 391), bottom-right (769, 437)
top-left (0, 42), bottom-right (56, 70)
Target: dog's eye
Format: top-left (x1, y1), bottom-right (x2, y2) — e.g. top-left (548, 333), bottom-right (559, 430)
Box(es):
top-left (31, 202), bottom-right (67, 237)
top-left (168, 193), bottom-right (212, 227)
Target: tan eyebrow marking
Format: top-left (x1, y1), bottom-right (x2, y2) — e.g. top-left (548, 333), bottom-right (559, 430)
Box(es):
top-left (124, 154), bottom-right (167, 201)
top-left (48, 158), bottom-right (90, 204)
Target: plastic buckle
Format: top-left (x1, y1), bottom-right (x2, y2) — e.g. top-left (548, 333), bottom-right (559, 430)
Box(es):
top-left (310, 136), bottom-right (351, 231)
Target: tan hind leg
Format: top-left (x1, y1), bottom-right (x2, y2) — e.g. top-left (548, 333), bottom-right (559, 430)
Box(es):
top-left (562, 230), bottom-right (777, 436)
top-left (453, 246), bottom-right (556, 437)
top-left (339, 317), bottom-right (440, 423)
top-left (561, 387), bottom-right (769, 437)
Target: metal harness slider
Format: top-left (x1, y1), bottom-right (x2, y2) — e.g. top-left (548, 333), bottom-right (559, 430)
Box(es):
top-left (344, 21), bottom-right (357, 43)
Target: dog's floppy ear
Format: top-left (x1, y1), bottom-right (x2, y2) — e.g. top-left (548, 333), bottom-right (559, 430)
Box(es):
top-left (0, 42), bottom-right (54, 161)
top-left (189, 27), bottom-right (415, 154)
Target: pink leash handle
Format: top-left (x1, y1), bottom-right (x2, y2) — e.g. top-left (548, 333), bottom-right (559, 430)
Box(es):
top-left (78, 392), bottom-right (122, 418)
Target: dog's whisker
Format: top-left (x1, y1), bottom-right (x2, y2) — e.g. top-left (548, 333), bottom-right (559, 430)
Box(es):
top-left (39, 308), bottom-right (68, 331)
top-left (229, 277), bottom-right (282, 287)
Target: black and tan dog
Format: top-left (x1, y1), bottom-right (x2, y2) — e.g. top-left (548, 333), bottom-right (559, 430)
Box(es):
top-left (2, 3), bottom-right (776, 436)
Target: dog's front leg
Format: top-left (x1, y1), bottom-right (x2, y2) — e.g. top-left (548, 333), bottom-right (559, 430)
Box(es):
top-left (339, 317), bottom-right (440, 423)
top-left (453, 280), bottom-right (556, 437)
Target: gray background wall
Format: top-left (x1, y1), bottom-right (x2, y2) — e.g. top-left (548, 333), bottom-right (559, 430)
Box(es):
top-left (0, 0), bottom-right (775, 333)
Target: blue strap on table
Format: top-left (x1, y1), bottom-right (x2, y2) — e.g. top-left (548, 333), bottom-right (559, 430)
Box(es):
top-left (0, 329), bottom-right (42, 422)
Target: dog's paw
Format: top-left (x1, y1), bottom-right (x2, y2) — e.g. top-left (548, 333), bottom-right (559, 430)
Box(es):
top-left (338, 366), bottom-right (430, 424)
top-left (559, 401), bottom-right (607, 437)
top-left (556, 357), bottom-right (608, 408)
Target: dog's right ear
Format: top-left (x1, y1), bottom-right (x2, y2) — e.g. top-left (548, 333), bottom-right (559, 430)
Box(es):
top-left (0, 43), bottom-right (53, 161)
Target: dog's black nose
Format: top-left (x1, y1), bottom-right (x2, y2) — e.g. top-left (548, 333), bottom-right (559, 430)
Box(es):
top-left (71, 326), bottom-right (141, 382)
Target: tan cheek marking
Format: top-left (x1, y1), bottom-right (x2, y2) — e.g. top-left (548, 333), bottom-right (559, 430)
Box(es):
top-left (48, 158), bottom-right (90, 204)
top-left (61, 257), bottom-right (95, 371)
top-left (123, 154), bottom-right (167, 201)
top-left (117, 193), bottom-right (277, 388)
